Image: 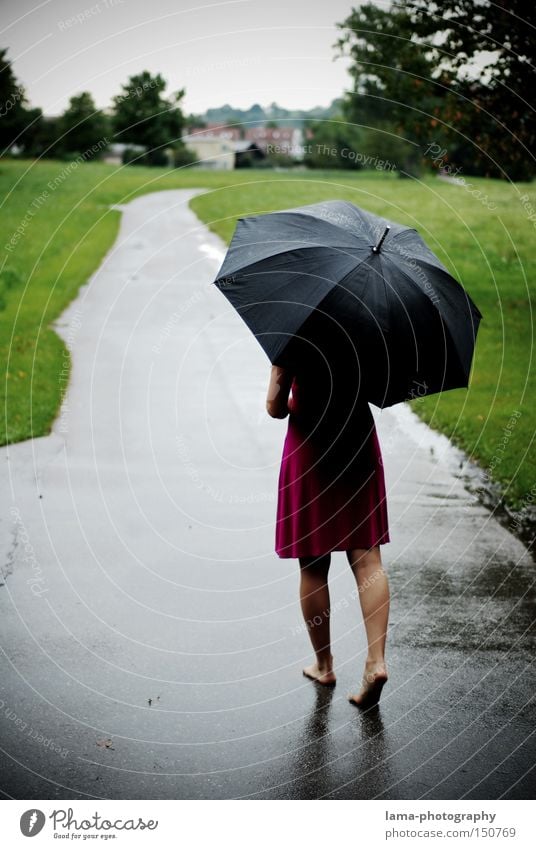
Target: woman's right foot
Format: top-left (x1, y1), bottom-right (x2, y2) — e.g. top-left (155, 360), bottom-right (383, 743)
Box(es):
top-left (303, 660), bottom-right (336, 687)
top-left (348, 660), bottom-right (387, 708)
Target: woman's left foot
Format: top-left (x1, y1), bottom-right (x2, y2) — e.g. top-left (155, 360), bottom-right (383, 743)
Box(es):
top-left (348, 660), bottom-right (387, 708)
top-left (303, 661), bottom-right (336, 687)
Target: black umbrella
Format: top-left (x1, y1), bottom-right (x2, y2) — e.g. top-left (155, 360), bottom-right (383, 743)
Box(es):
top-left (212, 200), bottom-right (483, 408)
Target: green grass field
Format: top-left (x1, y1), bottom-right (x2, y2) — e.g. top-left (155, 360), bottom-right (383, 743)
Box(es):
top-left (1, 158), bottom-right (534, 510)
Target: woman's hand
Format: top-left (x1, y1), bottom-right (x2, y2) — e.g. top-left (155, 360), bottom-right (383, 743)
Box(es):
top-left (266, 365), bottom-right (293, 419)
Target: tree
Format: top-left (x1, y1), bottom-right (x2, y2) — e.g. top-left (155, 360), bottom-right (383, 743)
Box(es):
top-left (357, 124), bottom-right (420, 176)
top-left (172, 144), bottom-right (197, 169)
top-left (58, 92), bottom-right (110, 158)
top-left (112, 71), bottom-right (188, 166)
top-left (335, 3), bottom-right (451, 176)
top-left (264, 150), bottom-right (297, 169)
top-left (336, 1), bottom-right (536, 180)
top-left (0, 48), bottom-right (40, 154)
top-left (400, 0), bottom-right (536, 180)
top-left (185, 113), bottom-right (206, 129)
top-left (23, 115), bottom-right (63, 159)
top-left (303, 118), bottom-right (364, 169)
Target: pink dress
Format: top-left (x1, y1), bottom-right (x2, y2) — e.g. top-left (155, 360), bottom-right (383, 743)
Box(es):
top-left (275, 372), bottom-right (390, 558)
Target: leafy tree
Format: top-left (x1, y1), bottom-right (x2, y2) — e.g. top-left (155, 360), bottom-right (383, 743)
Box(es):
top-left (357, 124), bottom-right (420, 176)
top-left (304, 117), bottom-right (413, 174)
top-left (336, 1), bottom-right (535, 180)
top-left (112, 71), bottom-right (187, 166)
top-left (185, 113), bottom-right (206, 129)
top-left (400, 0), bottom-right (536, 180)
top-left (0, 48), bottom-right (40, 154)
top-left (121, 146), bottom-right (152, 166)
top-left (303, 118), bottom-right (364, 169)
top-left (22, 115), bottom-right (63, 158)
top-left (264, 151), bottom-right (297, 168)
top-left (58, 92), bottom-right (110, 157)
top-left (172, 144), bottom-right (197, 168)
top-left (335, 3), bottom-right (451, 176)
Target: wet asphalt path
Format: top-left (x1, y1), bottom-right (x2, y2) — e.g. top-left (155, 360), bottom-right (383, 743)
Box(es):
top-left (0, 189), bottom-right (534, 800)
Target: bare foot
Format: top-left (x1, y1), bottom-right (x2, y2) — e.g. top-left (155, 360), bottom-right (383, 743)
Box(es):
top-left (303, 660), bottom-right (336, 687)
top-left (348, 660), bottom-right (387, 708)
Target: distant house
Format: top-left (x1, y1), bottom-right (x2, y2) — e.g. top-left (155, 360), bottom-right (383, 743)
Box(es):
top-left (183, 127), bottom-right (266, 169)
top-left (182, 135), bottom-right (235, 170)
top-left (233, 140), bottom-right (265, 168)
top-left (102, 142), bottom-right (147, 165)
top-left (183, 127), bottom-right (237, 169)
top-left (244, 127), bottom-right (304, 159)
top-left (187, 124), bottom-right (242, 142)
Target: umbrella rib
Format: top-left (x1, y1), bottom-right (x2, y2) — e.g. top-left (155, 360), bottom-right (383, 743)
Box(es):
top-left (324, 250), bottom-right (383, 290)
top-left (407, 256), bottom-right (483, 320)
top-left (387, 229), bottom-right (451, 275)
top-left (333, 251), bottom-right (392, 332)
top-left (380, 253), bottom-right (468, 379)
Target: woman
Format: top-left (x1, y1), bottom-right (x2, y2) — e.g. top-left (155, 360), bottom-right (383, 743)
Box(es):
top-left (266, 312), bottom-right (390, 708)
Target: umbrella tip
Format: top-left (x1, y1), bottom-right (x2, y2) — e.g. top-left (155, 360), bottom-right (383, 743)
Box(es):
top-left (372, 225), bottom-right (390, 254)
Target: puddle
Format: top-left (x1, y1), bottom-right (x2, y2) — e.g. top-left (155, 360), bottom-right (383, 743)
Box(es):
top-left (389, 551), bottom-right (536, 651)
top-left (382, 402), bottom-right (466, 468)
top-left (384, 403), bottom-right (535, 557)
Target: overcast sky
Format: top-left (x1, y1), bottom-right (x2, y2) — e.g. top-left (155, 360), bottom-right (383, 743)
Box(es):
top-left (0, 0), bottom-right (382, 116)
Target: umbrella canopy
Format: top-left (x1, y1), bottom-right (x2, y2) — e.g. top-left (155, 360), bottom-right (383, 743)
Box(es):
top-left (212, 200), bottom-right (483, 407)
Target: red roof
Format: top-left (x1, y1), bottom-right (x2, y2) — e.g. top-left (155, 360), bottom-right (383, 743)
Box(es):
top-left (186, 125), bottom-right (241, 141)
top-left (244, 127), bottom-right (295, 142)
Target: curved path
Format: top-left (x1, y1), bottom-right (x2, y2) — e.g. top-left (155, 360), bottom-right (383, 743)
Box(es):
top-left (0, 189), bottom-right (533, 800)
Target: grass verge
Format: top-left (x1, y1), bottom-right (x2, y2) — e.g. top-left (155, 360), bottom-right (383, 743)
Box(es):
top-left (1, 158), bottom-right (533, 512)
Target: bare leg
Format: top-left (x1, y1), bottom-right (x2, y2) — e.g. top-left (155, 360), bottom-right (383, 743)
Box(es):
top-left (346, 546), bottom-right (390, 706)
top-left (299, 553), bottom-right (336, 686)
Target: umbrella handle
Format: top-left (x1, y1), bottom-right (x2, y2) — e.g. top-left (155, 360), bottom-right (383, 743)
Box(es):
top-left (372, 226), bottom-right (390, 254)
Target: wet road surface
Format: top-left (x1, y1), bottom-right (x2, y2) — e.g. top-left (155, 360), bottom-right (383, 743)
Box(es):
top-left (0, 189), bottom-right (534, 799)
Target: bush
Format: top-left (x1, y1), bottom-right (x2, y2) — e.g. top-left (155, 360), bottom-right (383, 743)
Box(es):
top-left (263, 152), bottom-right (298, 168)
top-left (121, 147), bottom-right (147, 166)
top-left (304, 118), bottom-right (364, 169)
top-left (357, 126), bottom-right (422, 178)
top-left (172, 143), bottom-right (197, 168)
top-left (145, 148), bottom-right (170, 167)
